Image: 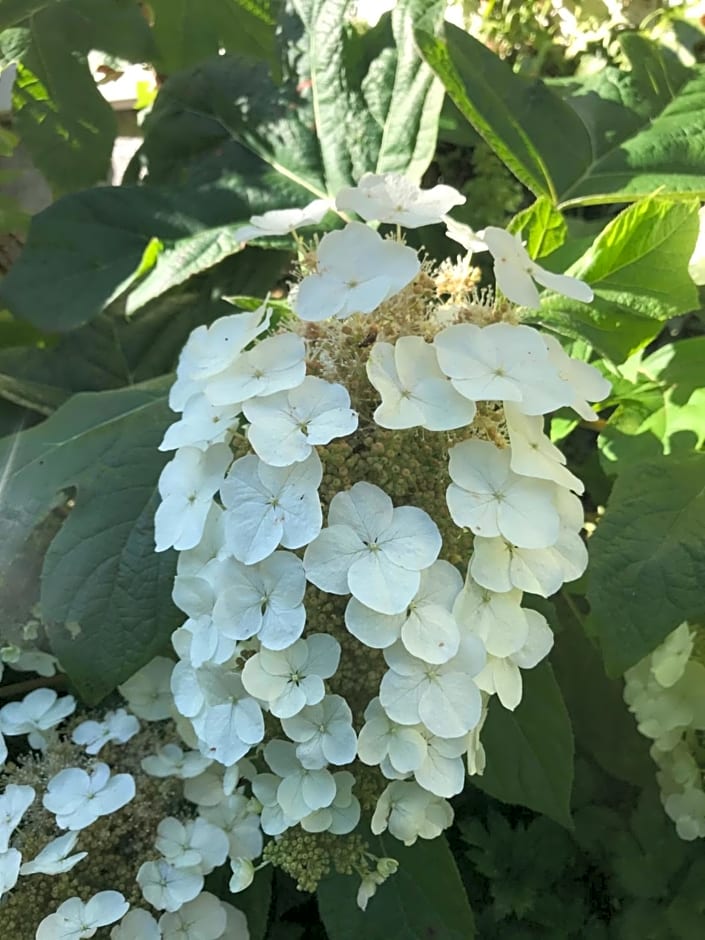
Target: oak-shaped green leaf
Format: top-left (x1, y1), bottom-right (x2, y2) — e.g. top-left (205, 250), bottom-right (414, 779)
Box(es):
top-left (317, 834), bottom-right (475, 939)
top-left (587, 452), bottom-right (705, 676)
top-left (0, 380), bottom-right (178, 702)
top-left (472, 662), bottom-right (574, 828)
top-left (537, 197), bottom-right (700, 362)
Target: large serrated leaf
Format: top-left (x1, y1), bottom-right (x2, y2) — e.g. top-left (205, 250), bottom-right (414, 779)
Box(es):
top-left (317, 834), bottom-right (475, 939)
top-left (0, 380), bottom-right (178, 702)
top-left (587, 453), bottom-right (705, 676)
top-left (471, 662), bottom-right (574, 828)
top-left (537, 196), bottom-right (700, 362)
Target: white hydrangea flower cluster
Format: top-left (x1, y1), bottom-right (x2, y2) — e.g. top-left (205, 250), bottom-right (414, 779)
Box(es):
top-left (624, 623), bottom-right (705, 841)
top-left (150, 171), bottom-right (608, 901)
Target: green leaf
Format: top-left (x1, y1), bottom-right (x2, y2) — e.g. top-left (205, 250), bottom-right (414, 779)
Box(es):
top-left (0, 186), bottom-right (258, 330)
top-left (587, 453), bottom-right (705, 676)
top-left (472, 662), bottom-right (574, 828)
top-left (412, 20), bottom-right (591, 201)
top-left (0, 381), bottom-right (178, 701)
top-left (143, 0), bottom-right (443, 198)
top-left (599, 337), bottom-right (705, 472)
top-left (317, 834), bottom-right (475, 939)
top-left (537, 197), bottom-right (700, 362)
top-left (149, 0), bottom-right (278, 74)
top-left (508, 196), bottom-right (567, 260)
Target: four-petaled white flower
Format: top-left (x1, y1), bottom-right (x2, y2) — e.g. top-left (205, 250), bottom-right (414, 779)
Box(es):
top-left (336, 173), bottom-right (465, 227)
top-left (36, 891), bottom-right (129, 940)
top-left (205, 332), bottom-right (307, 408)
top-left (281, 694), bottom-right (357, 769)
top-left (155, 444), bottom-right (233, 552)
top-left (300, 770), bottom-right (361, 835)
top-left (504, 403), bottom-right (584, 493)
top-left (110, 909), bottom-right (161, 940)
top-left (434, 322), bottom-right (572, 415)
top-left (453, 575), bottom-right (529, 658)
top-left (43, 764), bottom-right (135, 831)
top-left (379, 637), bottom-right (486, 738)
top-left (0, 784), bottom-right (35, 852)
top-left (474, 609), bottom-right (554, 710)
top-left (159, 891), bottom-right (229, 940)
top-left (0, 688), bottom-right (76, 750)
top-left (366, 336), bottom-right (477, 431)
top-left (118, 656), bottom-right (174, 721)
top-left (262, 740), bottom-right (337, 823)
top-left (160, 393), bottom-right (242, 452)
top-left (137, 858), bottom-right (204, 912)
top-left (304, 482), bottom-right (441, 615)
top-left (72, 709), bottom-right (140, 755)
top-left (244, 376), bottom-right (358, 466)
top-left (200, 792), bottom-right (263, 860)
top-left (414, 728), bottom-right (468, 799)
top-left (294, 222), bottom-right (420, 321)
top-left (447, 439), bottom-right (561, 549)
top-left (213, 551), bottom-right (306, 650)
top-left (483, 226), bottom-right (594, 309)
top-left (221, 452), bottom-right (323, 564)
top-left (242, 634), bottom-right (340, 719)
top-left (188, 670), bottom-right (265, 766)
top-left (232, 198), bottom-right (331, 242)
top-left (141, 743), bottom-right (213, 779)
top-left (542, 333), bottom-right (610, 421)
top-left (345, 560), bottom-right (463, 663)
top-left (357, 698), bottom-right (427, 774)
top-left (20, 831), bottom-right (87, 876)
top-left (154, 816), bottom-right (229, 874)
top-left (371, 780), bottom-right (453, 846)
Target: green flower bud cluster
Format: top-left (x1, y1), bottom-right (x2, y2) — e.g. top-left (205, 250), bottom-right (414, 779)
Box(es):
top-left (262, 829), bottom-right (370, 893)
top-left (0, 720), bottom-right (185, 938)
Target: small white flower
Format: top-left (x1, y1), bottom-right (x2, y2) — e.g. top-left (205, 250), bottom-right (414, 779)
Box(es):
top-left (371, 781), bottom-right (453, 845)
top-left (118, 656), bottom-right (174, 720)
top-left (72, 709), bottom-right (140, 756)
top-left (20, 832), bottom-right (87, 876)
top-left (414, 729), bottom-right (468, 799)
top-left (357, 698), bottom-right (427, 774)
top-left (452, 576), bottom-right (529, 658)
top-left (154, 816), bottom-right (229, 874)
top-left (335, 173), bottom-right (465, 227)
top-left (188, 670), bottom-right (265, 767)
top-left (160, 393), bottom-right (242, 451)
top-left (304, 482), bottom-right (441, 615)
top-left (141, 743), bottom-right (213, 779)
top-left (281, 695), bottom-right (357, 769)
top-left (221, 451), bottom-right (323, 565)
top-left (213, 551), bottom-right (306, 650)
top-left (483, 226), bottom-right (594, 309)
top-left (242, 634), bottom-right (340, 719)
top-left (475, 609), bottom-right (554, 710)
top-left (110, 909), bottom-right (161, 940)
top-left (251, 772), bottom-right (296, 836)
top-left (183, 761), bottom-right (252, 807)
top-left (0, 688), bottom-right (75, 750)
top-left (204, 332), bottom-right (307, 407)
top-left (159, 891), bottom-right (229, 940)
top-left (155, 444), bottom-right (232, 552)
top-left (447, 439), bottom-right (561, 549)
top-left (244, 375), bottom-right (358, 467)
top-left (200, 792), bottom-right (263, 860)
top-left (294, 221), bottom-right (420, 321)
top-left (36, 891), bottom-right (129, 940)
top-left (232, 198), bottom-right (331, 241)
top-left (345, 560), bottom-right (463, 663)
top-left (300, 769), bottom-right (361, 834)
top-left (504, 403), bottom-right (584, 493)
top-left (366, 336), bottom-right (476, 431)
top-left (43, 764), bottom-right (135, 831)
top-left (262, 740), bottom-right (337, 822)
top-left (542, 333), bottom-right (610, 421)
top-left (137, 858), bottom-right (204, 912)
top-left (434, 322), bottom-right (572, 415)
top-left (0, 848), bottom-right (20, 898)
top-left (379, 638), bottom-right (486, 738)
top-left (0, 784), bottom-right (35, 852)
top-left (443, 216), bottom-right (487, 253)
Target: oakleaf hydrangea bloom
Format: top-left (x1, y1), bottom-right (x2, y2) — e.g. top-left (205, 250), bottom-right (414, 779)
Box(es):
top-left (137, 858), bottom-right (204, 912)
top-left (244, 376), bottom-right (358, 466)
top-left (336, 172), bottom-right (465, 227)
top-left (159, 395), bottom-right (242, 452)
top-left (281, 694), bottom-right (357, 769)
top-left (474, 609), bottom-right (554, 710)
top-left (154, 816), bottom-right (229, 874)
top-left (357, 698), bottom-right (428, 775)
top-left (43, 763), bottom-right (135, 830)
top-left (111, 909), bottom-right (161, 940)
top-left (294, 222), bottom-right (420, 321)
top-left (72, 708), bottom-right (140, 755)
top-left (503, 402), bottom-right (584, 493)
top-left (36, 891), bottom-right (129, 940)
top-left (200, 792), bottom-right (263, 860)
top-left (159, 891), bottom-right (229, 940)
top-left (300, 770), bottom-right (361, 835)
top-left (118, 656), bottom-right (174, 720)
top-left (221, 452), bottom-right (322, 564)
top-left (205, 331), bottom-right (306, 408)
top-left (371, 781), bottom-right (453, 846)
top-left (366, 336), bottom-right (477, 431)
top-left (304, 482), bottom-right (442, 615)
top-left (482, 225), bottom-right (594, 308)
top-left (0, 688), bottom-right (76, 750)
top-left (259, 740), bottom-right (337, 823)
top-left (141, 745), bottom-right (210, 782)
top-left (20, 832), bottom-right (87, 876)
